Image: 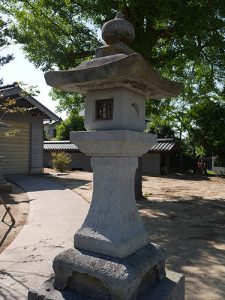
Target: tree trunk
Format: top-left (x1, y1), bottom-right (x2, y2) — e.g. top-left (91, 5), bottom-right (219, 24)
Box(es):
top-left (135, 157), bottom-right (143, 202)
top-left (179, 131), bottom-right (183, 173)
top-left (179, 151), bottom-right (183, 173)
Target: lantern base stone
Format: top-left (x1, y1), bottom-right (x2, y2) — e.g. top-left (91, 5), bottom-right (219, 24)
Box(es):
top-left (28, 243), bottom-right (184, 300)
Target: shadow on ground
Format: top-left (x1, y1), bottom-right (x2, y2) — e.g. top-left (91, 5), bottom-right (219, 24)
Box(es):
top-left (0, 269), bottom-right (49, 300)
top-left (1, 194), bottom-right (33, 205)
top-left (142, 173), bottom-right (211, 181)
top-left (138, 196), bottom-right (225, 299)
top-left (39, 174), bottom-right (92, 191)
top-left (6, 174), bottom-right (91, 194)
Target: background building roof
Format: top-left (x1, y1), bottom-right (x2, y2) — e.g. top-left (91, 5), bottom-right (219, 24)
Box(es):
top-left (44, 138), bottom-right (180, 153)
top-left (0, 82), bottom-right (59, 121)
top-left (44, 140), bottom-right (78, 151)
top-left (150, 138), bottom-right (179, 152)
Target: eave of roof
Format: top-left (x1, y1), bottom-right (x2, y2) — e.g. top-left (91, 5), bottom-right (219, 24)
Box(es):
top-left (0, 83), bottom-right (59, 121)
top-left (150, 138), bottom-right (179, 152)
top-left (44, 140), bottom-right (78, 151)
top-left (151, 142), bottom-right (175, 151)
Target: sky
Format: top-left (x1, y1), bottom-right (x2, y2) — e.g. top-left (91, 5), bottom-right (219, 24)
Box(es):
top-left (1, 44), bottom-right (67, 119)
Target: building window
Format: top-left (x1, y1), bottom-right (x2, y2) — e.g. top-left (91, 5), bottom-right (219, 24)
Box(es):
top-left (95, 99), bottom-right (113, 120)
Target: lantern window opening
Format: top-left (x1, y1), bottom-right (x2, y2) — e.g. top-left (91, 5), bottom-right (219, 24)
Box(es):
top-left (95, 99), bottom-right (113, 120)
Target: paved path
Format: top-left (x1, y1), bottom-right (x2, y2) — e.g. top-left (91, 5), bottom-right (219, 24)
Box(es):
top-left (0, 175), bottom-right (89, 300)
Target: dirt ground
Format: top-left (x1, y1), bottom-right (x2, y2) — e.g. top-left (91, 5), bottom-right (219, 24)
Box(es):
top-left (0, 183), bottom-right (29, 254)
top-left (1, 170), bottom-right (225, 299)
top-left (42, 169), bottom-right (225, 300)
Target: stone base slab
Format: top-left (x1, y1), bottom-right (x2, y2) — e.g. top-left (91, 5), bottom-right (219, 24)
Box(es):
top-left (144, 270), bottom-right (185, 300)
top-left (0, 182), bottom-right (12, 192)
top-left (28, 270), bottom-right (184, 300)
top-left (28, 243), bottom-right (184, 300)
top-left (52, 243), bottom-right (166, 297)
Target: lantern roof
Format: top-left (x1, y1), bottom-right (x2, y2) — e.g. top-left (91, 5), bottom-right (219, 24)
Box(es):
top-left (45, 12), bottom-right (183, 99)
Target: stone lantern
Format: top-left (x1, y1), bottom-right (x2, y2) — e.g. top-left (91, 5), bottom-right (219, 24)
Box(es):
top-left (29, 12), bottom-right (184, 300)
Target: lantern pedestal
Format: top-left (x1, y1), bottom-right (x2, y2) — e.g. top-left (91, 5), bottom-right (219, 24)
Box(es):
top-left (71, 130), bottom-right (156, 258)
top-left (28, 245), bottom-right (184, 300)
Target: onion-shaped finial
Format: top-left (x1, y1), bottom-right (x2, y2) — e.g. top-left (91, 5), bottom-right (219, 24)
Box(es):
top-left (102, 11), bottom-right (135, 45)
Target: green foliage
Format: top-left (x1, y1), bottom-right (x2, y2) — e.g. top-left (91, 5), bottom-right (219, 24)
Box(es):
top-left (56, 112), bottom-right (85, 140)
top-left (2, 0), bottom-right (100, 71)
top-left (0, 17), bottom-right (14, 84)
top-left (0, 94), bottom-right (34, 125)
top-left (18, 82), bottom-right (40, 97)
top-left (43, 130), bottom-right (50, 141)
top-left (1, 0), bottom-right (225, 158)
top-left (146, 123), bottom-right (175, 138)
top-left (188, 99), bottom-right (225, 158)
top-left (2, 128), bottom-right (20, 137)
top-left (3, 0), bottom-right (224, 88)
top-left (0, 98), bottom-right (28, 116)
top-left (0, 17), bottom-right (13, 65)
top-left (51, 151), bottom-right (71, 172)
top-left (143, 191), bottom-right (150, 199)
top-left (50, 89), bottom-right (84, 114)
top-left (0, 85), bottom-right (37, 135)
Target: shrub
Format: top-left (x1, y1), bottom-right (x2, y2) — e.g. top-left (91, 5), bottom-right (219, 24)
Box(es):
top-left (51, 152), bottom-right (71, 172)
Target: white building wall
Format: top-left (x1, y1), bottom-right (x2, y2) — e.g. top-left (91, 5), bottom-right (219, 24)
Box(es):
top-left (1, 113), bottom-right (44, 174)
top-left (0, 120), bottom-right (30, 174)
top-left (30, 117), bottom-right (43, 174)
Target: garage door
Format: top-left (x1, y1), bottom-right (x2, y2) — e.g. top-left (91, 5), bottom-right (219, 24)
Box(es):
top-left (0, 120), bottom-right (30, 174)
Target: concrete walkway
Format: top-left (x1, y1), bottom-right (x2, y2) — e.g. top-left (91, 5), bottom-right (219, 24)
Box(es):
top-left (0, 175), bottom-right (89, 300)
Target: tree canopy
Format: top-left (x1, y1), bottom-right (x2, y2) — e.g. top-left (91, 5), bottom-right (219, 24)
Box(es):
top-left (55, 112), bottom-right (85, 140)
top-left (2, 0), bottom-right (224, 85)
top-left (0, 16), bottom-right (13, 84)
top-left (188, 99), bottom-right (225, 158)
top-left (1, 0), bottom-right (225, 161)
